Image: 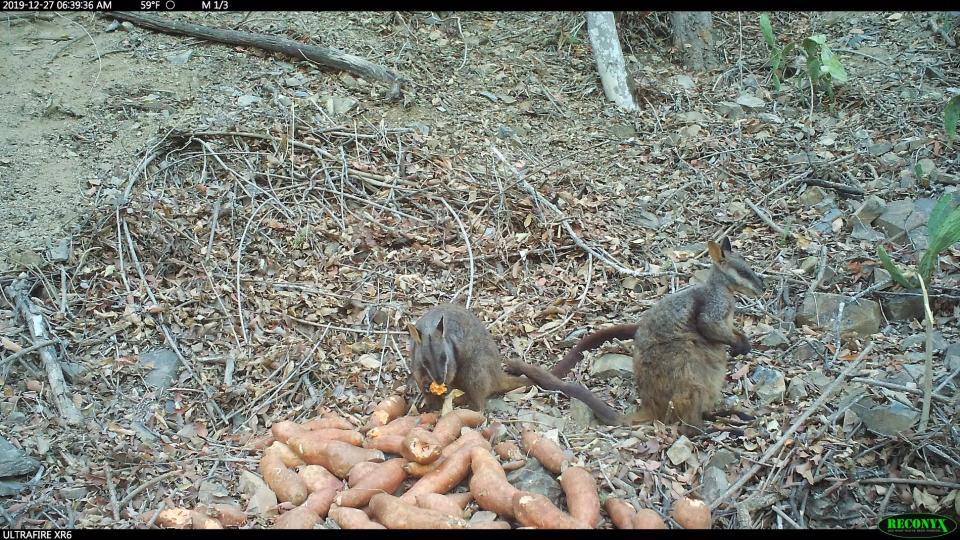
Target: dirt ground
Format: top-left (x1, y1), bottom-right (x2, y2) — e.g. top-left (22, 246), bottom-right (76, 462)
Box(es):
top-left (0, 10), bottom-right (958, 529)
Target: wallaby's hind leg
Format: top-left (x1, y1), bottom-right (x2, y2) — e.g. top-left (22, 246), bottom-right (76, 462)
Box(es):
top-left (621, 406), bottom-right (656, 425)
top-left (494, 374), bottom-right (531, 394)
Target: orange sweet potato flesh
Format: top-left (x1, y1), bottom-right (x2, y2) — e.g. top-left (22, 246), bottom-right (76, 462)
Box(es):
top-left (560, 466), bottom-right (600, 528)
top-left (298, 464), bottom-right (343, 494)
top-left (512, 491), bottom-right (589, 529)
top-left (336, 458), bottom-right (408, 508)
top-left (401, 427), bottom-right (442, 465)
top-left (400, 445), bottom-right (475, 502)
top-left (287, 437), bottom-right (385, 478)
top-left (260, 451), bottom-right (309, 506)
top-left (360, 395), bottom-right (406, 433)
top-left (519, 429), bottom-right (570, 474)
top-left (468, 447), bottom-right (518, 519)
top-left (494, 441), bottom-right (524, 462)
top-left (365, 416), bottom-right (419, 439)
top-left (328, 506), bottom-right (386, 529)
top-left (368, 493), bottom-right (467, 529)
top-left (604, 497), bottom-right (637, 529)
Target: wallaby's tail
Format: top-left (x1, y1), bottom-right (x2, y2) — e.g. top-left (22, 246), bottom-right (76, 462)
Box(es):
top-left (551, 324), bottom-right (639, 377)
top-left (505, 358), bottom-right (623, 426)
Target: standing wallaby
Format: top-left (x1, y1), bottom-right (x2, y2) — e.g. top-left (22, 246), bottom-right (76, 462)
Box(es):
top-left (506, 237), bottom-right (765, 432)
top-left (409, 303), bottom-right (531, 412)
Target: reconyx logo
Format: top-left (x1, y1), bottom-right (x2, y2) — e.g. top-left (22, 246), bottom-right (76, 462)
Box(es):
top-left (878, 513), bottom-right (957, 538)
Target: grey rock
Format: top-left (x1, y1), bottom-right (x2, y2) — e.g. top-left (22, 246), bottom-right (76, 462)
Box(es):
top-left (760, 330), bottom-right (789, 349)
top-left (868, 143), bottom-right (893, 156)
top-left (851, 223), bottom-right (886, 242)
top-left (701, 467), bottom-right (729, 504)
top-left (945, 343), bottom-right (960, 371)
top-left (901, 332), bottom-right (947, 352)
top-left (569, 399), bottom-right (598, 428)
top-left (496, 125), bottom-right (516, 139)
top-left (716, 101), bottom-right (744, 120)
top-left (758, 112), bottom-right (783, 124)
top-left (862, 403), bottom-right (918, 436)
top-left (812, 207), bottom-right (844, 235)
top-left (469, 511), bottom-right (500, 523)
top-left (0, 436), bottom-right (41, 477)
top-left (484, 398), bottom-right (512, 415)
top-left (916, 158), bottom-right (936, 177)
top-left (324, 96), bottom-right (358, 116)
top-left (751, 367), bottom-right (786, 405)
top-left (0, 480), bottom-right (28, 496)
top-left (786, 377), bottom-right (809, 400)
top-left (59, 485), bottom-right (89, 500)
top-left (799, 186), bottom-right (829, 206)
top-left (672, 75), bottom-right (696, 89)
top-left (796, 293), bottom-right (882, 337)
top-left (705, 449), bottom-right (737, 471)
top-left (237, 95), bottom-right (261, 107)
top-left (284, 75), bottom-right (305, 87)
top-left (894, 136), bottom-right (926, 152)
top-left (506, 460), bottom-right (562, 507)
top-left (139, 349), bottom-right (179, 390)
top-left (875, 199), bottom-right (930, 244)
top-left (873, 267), bottom-right (892, 287)
top-left (880, 290), bottom-right (925, 322)
top-left (735, 94), bottom-right (765, 109)
top-left (721, 395), bottom-right (740, 410)
top-left (239, 470), bottom-right (278, 517)
top-left (852, 195), bottom-right (887, 226)
top-left (47, 237), bottom-right (72, 262)
top-left (589, 353), bottom-right (634, 378)
top-left (677, 111), bottom-right (708, 124)
top-left (666, 435), bottom-right (695, 466)
top-left (165, 50), bottom-right (193, 65)
top-left (515, 409), bottom-right (567, 431)
top-left (609, 124), bottom-right (637, 139)
top-left (880, 152), bottom-right (906, 168)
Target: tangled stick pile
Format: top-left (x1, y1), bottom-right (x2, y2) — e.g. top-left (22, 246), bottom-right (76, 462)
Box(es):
top-left (145, 395), bottom-right (710, 529)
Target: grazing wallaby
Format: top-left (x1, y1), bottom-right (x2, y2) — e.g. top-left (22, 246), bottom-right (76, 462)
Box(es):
top-left (506, 237), bottom-right (765, 432)
top-left (409, 303), bottom-right (531, 412)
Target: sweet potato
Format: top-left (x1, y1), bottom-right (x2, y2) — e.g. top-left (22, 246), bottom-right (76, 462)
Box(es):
top-left (670, 496), bottom-right (711, 529)
top-left (190, 510), bottom-right (223, 529)
top-left (288, 428), bottom-right (363, 447)
top-left (512, 491), bottom-right (588, 529)
top-left (415, 493), bottom-right (463, 518)
top-left (401, 427), bottom-right (443, 465)
top-left (404, 459), bottom-right (442, 478)
top-left (560, 466), bottom-right (600, 528)
top-left (273, 505), bottom-right (319, 529)
top-left (494, 441), bottom-right (524, 462)
top-left (150, 507), bottom-right (192, 529)
top-left (432, 409), bottom-right (487, 445)
top-left (265, 442), bottom-right (305, 468)
top-left (519, 429), bottom-right (570, 474)
top-left (481, 420), bottom-right (507, 443)
top-left (328, 506), bottom-right (386, 529)
top-left (360, 395), bottom-right (407, 433)
top-left (260, 451), bottom-right (309, 505)
top-left (362, 434), bottom-right (405, 455)
top-left (302, 487), bottom-right (338, 518)
top-left (446, 491), bottom-right (472, 510)
top-left (633, 508), bottom-right (667, 529)
top-left (336, 458), bottom-right (408, 508)
top-left (247, 434), bottom-right (275, 451)
top-left (271, 421), bottom-right (306, 444)
top-left (365, 415), bottom-right (419, 439)
top-left (441, 428), bottom-right (491, 459)
top-left (468, 447), bottom-right (519, 519)
top-left (369, 493), bottom-right (467, 529)
top-left (347, 461), bottom-right (380, 487)
top-left (604, 497), bottom-right (637, 529)
top-left (302, 411), bottom-right (354, 431)
top-left (501, 459), bottom-right (526, 472)
top-left (400, 445), bottom-right (475, 502)
top-left (298, 464), bottom-right (343, 494)
top-left (287, 437), bottom-right (385, 478)
top-left (208, 503), bottom-right (247, 528)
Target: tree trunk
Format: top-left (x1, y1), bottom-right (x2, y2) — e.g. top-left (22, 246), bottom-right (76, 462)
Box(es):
top-left (671, 11), bottom-right (717, 71)
top-left (585, 12), bottom-right (638, 112)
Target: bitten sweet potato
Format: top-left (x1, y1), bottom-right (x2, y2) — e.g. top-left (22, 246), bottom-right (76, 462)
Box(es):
top-left (604, 497), bottom-right (637, 530)
top-left (512, 491), bottom-right (588, 529)
top-left (368, 493), bottom-right (467, 529)
top-left (559, 466), bottom-right (600, 528)
top-left (266, 441), bottom-right (306, 468)
top-left (260, 451), bottom-right (309, 505)
top-left (298, 464), bottom-right (343, 494)
top-left (400, 444), bottom-right (476, 502)
top-left (365, 415), bottom-right (419, 439)
top-left (328, 506), bottom-right (386, 529)
top-left (468, 447), bottom-right (518, 519)
top-left (519, 429), bottom-right (571, 474)
top-left (287, 437), bottom-right (385, 478)
top-left (403, 459), bottom-right (442, 478)
top-left (494, 441), bottom-right (524, 462)
top-left (360, 395), bottom-right (407, 433)
top-left (415, 493), bottom-right (464, 518)
top-left (401, 427), bottom-right (442, 465)
top-left (336, 458), bottom-right (408, 508)
top-left (273, 505), bottom-right (319, 529)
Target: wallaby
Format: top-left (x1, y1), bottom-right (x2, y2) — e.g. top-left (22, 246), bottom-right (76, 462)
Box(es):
top-left (506, 237), bottom-right (765, 432)
top-left (408, 303), bottom-right (531, 412)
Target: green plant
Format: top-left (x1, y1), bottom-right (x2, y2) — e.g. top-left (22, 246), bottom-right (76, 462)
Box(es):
top-left (758, 14), bottom-right (848, 106)
top-left (945, 94), bottom-right (960, 142)
top-left (877, 194), bottom-right (960, 289)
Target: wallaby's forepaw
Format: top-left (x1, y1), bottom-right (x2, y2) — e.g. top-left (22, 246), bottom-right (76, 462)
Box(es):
top-left (731, 335), bottom-right (751, 357)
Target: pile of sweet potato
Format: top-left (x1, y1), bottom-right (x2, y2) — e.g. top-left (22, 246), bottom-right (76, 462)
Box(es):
top-left (144, 394), bottom-right (712, 529)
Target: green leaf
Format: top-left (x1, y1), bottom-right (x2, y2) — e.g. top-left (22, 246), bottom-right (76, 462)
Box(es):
top-left (783, 42), bottom-right (797, 58)
top-left (877, 245), bottom-right (916, 288)
top-left (946, 94), bottom-right (960, 142)
top-left (927, 194), bottom-right (954, 238)
top-left (826, 56), bottom-right (847, 82)
top-left (809, 34), bottom-right (827, 45)
top-left (759, 13), bottom-right (777, 48)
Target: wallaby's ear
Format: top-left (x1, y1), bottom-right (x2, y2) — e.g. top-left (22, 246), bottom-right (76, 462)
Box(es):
top-left (407, 322), bottom-right (421, 344)
top-left (436, 315), bottom-right (446, 336)
top-left (720, 236), bottom-right (733, 253)
top-left (707, 240), bottom-right (724, 262)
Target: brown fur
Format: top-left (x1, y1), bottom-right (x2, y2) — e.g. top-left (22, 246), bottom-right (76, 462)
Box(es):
top-left (507, 237), bottom-right (765, 432)
top-left (409, 304), bottom-right (530, 412)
